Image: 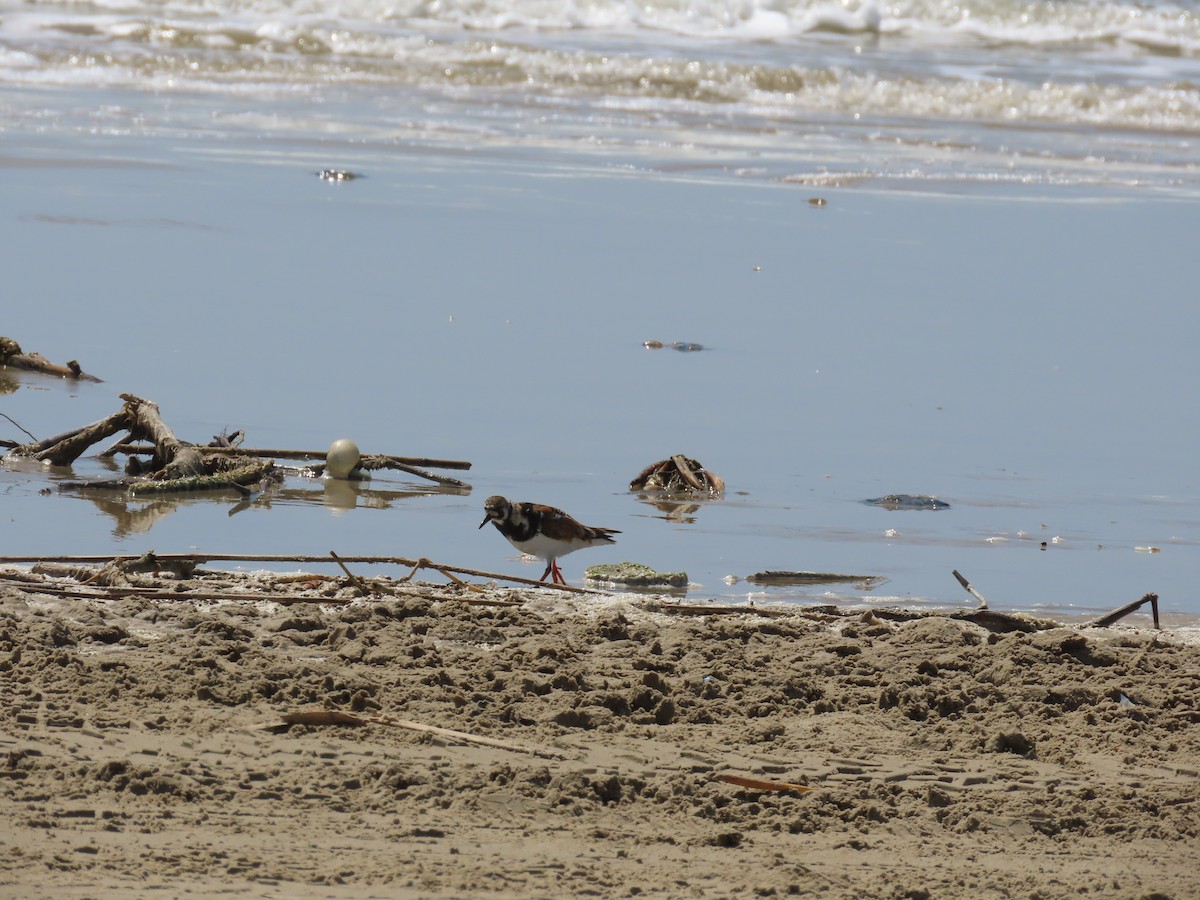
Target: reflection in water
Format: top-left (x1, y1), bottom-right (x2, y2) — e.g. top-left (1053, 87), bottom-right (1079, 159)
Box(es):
top-left (318, 478), bottom-right (470, 513)
top-left (61, 478), bottom-right (471, 536)
top-left (73, 491), bottom-right (184, 538)
top-left (323, 478), bottom-right (366, 513)
top-left (227, 470), bottom-right (286, 517)
top-left (632, 491), bottom-right (713, 524)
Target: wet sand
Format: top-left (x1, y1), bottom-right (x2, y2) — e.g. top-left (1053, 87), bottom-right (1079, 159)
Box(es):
top-left (1, 566), bottom-right (1197, 898)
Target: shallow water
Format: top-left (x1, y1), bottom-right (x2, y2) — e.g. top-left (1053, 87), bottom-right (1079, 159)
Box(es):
top-left (3, 125), bottom-right (1198, 620)
top-left (2, 0), bottom-right (1199, 618)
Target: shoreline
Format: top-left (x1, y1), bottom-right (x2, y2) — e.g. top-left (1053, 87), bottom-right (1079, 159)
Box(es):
top-left (2, 568), bottom-right (1197, 898)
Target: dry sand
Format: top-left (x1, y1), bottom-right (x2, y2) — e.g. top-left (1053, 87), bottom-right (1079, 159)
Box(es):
top-left (1, 565), bottom-right (1197, 899)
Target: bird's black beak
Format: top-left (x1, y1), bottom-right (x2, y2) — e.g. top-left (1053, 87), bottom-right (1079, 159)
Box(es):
top-left (478, 514), bottom-right (491, 529)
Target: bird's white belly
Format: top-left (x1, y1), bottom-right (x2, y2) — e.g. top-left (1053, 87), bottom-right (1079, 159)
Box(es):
top-left (506, 531), bottom-right (586, 562)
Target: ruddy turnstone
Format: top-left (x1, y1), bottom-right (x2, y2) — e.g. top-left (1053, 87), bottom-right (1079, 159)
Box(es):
top-left (479, 495), bottom-right (619, 585)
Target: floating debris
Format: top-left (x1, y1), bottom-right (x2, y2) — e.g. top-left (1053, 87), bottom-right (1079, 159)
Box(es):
top-left (864, 494), bottom-right (950, 510)
top-left (642, 340), bottom-right (705, 352)
top-left (316, 169), bottom-right (361, 182)
top-left (584, 562), bottom-right (688, 589)
top-left (630, 454), bottom-right (724, 495)
top-left (0, 335), bottom-right (102, 382)
top-left (747, 571), bottom-right (886, 590)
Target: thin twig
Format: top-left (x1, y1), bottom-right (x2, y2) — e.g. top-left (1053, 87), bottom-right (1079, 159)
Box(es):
top-left (329, 550), bottom-right (382, 596)
top-left (0, 413), bottom-right (36, 443)
top-left (369, 713), bottom-right (566, 758)
top-left (358, 456), bottom-right (471, 488)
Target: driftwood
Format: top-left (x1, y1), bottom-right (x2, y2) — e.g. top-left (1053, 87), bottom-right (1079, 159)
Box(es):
top-left (11, 410), bottom-right (131, 466)
top-left (1087, 592), bottom-right (1160, 630)
top-left (27, 394), bottom-right (244, 493)
top-left (5, 393), bottom-right (471, 491)
top-left (123, 394), bottom-right (206, 479)
top-left (0, 336), bottom-right (101, 382)
top-left (7, 394), bottom-right (194, 470)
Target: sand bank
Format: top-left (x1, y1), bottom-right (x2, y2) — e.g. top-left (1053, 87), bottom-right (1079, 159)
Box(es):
top-left (1, 567), bottom-right (1197, 898)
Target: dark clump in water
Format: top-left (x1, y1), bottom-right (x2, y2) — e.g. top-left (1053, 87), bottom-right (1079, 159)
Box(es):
top-left (864, 494), bottom-right (950, 510)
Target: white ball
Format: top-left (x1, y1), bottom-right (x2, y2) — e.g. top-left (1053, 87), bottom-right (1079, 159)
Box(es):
top-left (326, 438), bottom-right (361, 479)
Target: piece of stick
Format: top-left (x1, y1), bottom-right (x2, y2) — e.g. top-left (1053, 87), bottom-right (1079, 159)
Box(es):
top-left (357, 456), bottom-right (471, 488)
top-left (273, 709), bottom-right (565, 759)
top-left (282, 710), bottom-right (365, 727)
top-left (111, 444), bottom-right (472, 470)
top-left (715, 774), bottom-right (814, 794)
top-left (369, 714), bottom-right (566, 759)
top-left (1086, 592), bottom-right (1160, 630)
top-left (952, 569), bottom-right (989, 610)
top-left (748, 571), bottom-right (882, 586)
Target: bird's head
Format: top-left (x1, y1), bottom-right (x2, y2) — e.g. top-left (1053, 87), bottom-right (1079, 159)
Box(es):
top-left (479, 495), bottom-right (511, 529)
